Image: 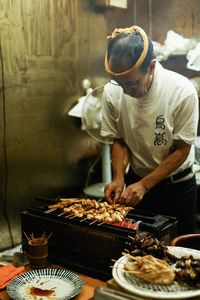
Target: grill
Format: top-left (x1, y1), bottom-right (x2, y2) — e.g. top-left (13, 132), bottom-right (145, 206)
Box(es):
top-left (21, 200), bottom-right (177, 280)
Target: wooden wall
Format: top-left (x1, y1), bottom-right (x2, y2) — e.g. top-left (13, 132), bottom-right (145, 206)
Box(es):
top-left (133, 0), bottom-right (200, 41)
top-left (0, 0), bottom-right (90, 249)
top-left (0, 0), bottom-right (199, 250)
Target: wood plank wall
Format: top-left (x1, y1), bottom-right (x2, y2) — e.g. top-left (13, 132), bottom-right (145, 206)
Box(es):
top-left (0, 0), bottom-right (83, 249)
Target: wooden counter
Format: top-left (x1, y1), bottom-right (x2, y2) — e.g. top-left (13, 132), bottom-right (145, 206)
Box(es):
top-left (0, 268), bottom-right (106, 300)
top-left (1, 266), bottom-right (200, 300)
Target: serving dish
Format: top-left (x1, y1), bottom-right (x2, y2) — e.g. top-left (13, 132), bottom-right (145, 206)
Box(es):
top-left (6, 268), bottom-right (84, 300)
top-left (112, 246), bottom-right (200, 299)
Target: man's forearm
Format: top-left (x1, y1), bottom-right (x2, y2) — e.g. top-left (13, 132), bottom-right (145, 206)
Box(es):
top-left (141, 140), bottom-right (191, 191)
top-left (112, 139), bottom-right (130, 181)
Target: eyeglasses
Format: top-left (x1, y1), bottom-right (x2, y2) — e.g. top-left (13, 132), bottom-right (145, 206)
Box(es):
top-left (109, 79), bottom-right (138, 89)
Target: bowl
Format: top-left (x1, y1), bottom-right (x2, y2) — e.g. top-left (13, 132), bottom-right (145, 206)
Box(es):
top-left (170, 234), bottom-right (200, 250)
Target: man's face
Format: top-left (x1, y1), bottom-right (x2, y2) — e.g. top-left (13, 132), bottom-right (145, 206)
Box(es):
top-left (111, 69), bottom-right (150, 98)
top-left (109, 59), bottom-right (156, 98)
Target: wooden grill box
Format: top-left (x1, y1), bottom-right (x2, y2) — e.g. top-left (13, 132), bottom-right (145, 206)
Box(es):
top-left (21, 206), bottom-right (177, 280)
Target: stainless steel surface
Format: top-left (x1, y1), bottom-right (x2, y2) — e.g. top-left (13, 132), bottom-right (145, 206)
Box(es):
top-left (94, 287), bottom-right (142, 300)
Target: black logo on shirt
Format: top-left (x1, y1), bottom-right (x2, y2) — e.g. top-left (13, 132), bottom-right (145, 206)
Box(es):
top-left (154, 115), bottom-right (167, 146)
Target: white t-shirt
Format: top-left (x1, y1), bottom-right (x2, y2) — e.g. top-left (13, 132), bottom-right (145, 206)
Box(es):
top-left (101, 61), bottom-right (199, 177)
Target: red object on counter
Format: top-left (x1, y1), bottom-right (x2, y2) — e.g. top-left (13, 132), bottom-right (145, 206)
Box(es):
top-left (0, 264), bottom-right (25, 289)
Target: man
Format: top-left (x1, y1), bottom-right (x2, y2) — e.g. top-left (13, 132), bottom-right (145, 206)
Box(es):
top-left (101, 25), bottom-right (199, 235)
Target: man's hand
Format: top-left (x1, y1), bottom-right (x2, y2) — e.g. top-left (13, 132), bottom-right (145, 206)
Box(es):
top-left (104, 180), bottom-right (125, 204)
top-left (119, 181), bottom-right (147, 206)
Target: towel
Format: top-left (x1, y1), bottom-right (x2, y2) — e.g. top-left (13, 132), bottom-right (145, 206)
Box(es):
top-left (0, 264), bottom-right (25, 289)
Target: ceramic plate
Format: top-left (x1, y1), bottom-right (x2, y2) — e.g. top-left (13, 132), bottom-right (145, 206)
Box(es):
top-left (6, 268), bottom-right (84, 300)
top-left (112, 246), bottom-right (200, 299)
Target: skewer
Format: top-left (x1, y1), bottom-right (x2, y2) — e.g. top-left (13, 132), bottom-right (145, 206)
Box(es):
top-left (57, 211), bottom-right (66, 217)
top-left (44, 208), bottom-right (57, 214)
top-left (68, 215), bottom-right (78, 219)
top-left (97, 221), bottom-right (106, 226)
top-left (123, 248), bottom-right (130, 253)
top-left (89, 220), bottom-right (98, 225)
top-left (128, 234), bottom-right (140, 240)
top-left (79, 217), bottom-right (88, 222)
top-left (47, 232), bottom-right (52, 240)
top-left (23, 231), bottom-right (31, 241)
top-left (109, 261), bottom-right (125, 268)
top-left (64, 214), bottom-right (75, 218)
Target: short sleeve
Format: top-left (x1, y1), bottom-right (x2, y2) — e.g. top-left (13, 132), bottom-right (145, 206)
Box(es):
top-left (173, 92), bottom-right (199, 144)
top-left (100, 84), bottom-right (121, 139)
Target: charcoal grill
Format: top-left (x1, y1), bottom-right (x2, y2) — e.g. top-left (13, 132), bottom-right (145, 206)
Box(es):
top-left (21, 201), bottom-right (177, 280)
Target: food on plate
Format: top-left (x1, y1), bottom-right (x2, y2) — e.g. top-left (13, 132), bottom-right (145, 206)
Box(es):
top-left (47, 198), bottom-right (133, 224)
top-left (30, 286), bottom-right (55, 297)
top-left (175, 255), bottom-right (200, 287)
top-left (125, 236), bottom-right (169, 259)
top-left (124, 254), bottom-right (175, 285)
top-left (123, 235), bottom-right (200, 287)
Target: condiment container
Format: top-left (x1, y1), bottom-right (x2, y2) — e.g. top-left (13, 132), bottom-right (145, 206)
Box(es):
top-left (27, 239), bottom-right (48, 268)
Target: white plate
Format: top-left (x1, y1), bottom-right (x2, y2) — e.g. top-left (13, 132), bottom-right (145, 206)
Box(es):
top-left (6, 268), bottom-right (84, 300)
top-left (112, 246), bottom-right (200, 299)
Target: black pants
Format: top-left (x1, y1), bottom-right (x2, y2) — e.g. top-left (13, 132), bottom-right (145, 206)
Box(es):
top-left (125, 169), bottom-right (197, 236)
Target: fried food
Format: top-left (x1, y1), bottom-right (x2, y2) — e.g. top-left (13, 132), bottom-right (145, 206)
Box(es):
top-left (124, 254), bottom-right (175, 285)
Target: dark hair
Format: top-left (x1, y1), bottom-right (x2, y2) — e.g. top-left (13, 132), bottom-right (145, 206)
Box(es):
top-left (107, 32), bottom-right (155, 73)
